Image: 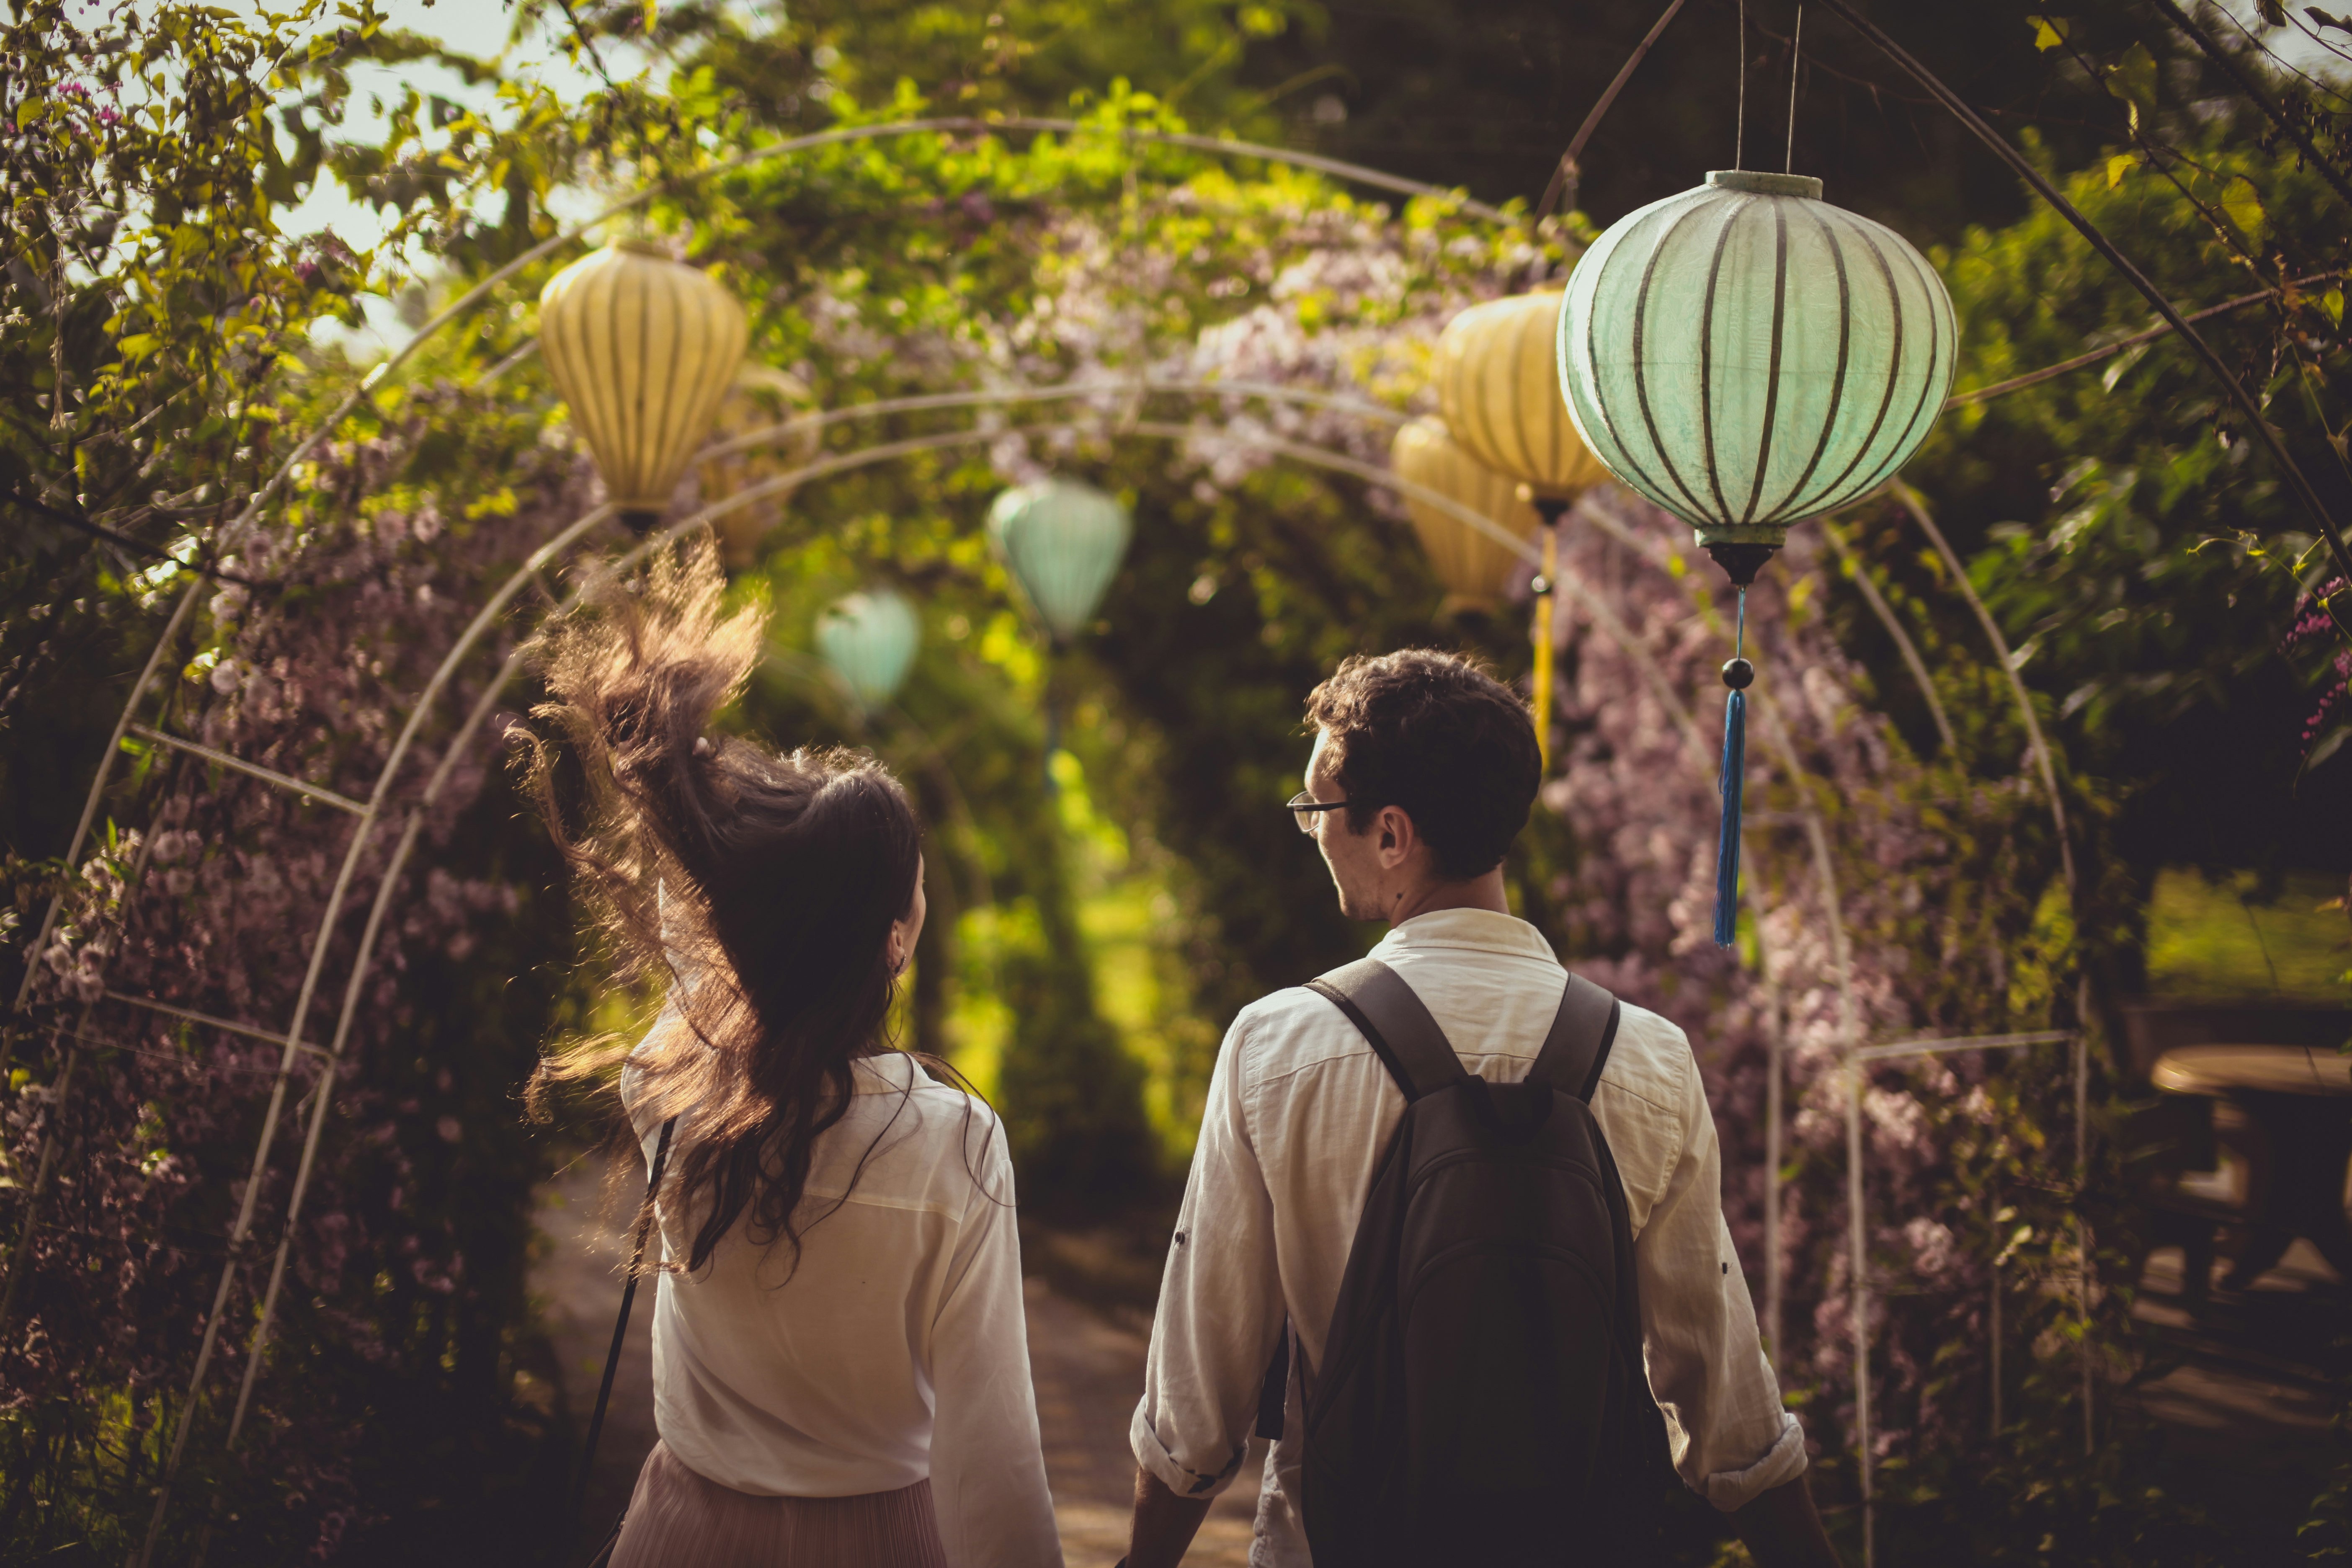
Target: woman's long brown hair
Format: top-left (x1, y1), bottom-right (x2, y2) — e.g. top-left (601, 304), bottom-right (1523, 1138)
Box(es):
top-left (517, 540), bottom-right (928, 1275)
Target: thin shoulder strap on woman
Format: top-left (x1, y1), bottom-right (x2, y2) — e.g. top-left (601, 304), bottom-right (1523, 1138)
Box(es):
top-left (567, 1114), bottom-right (677, 1554)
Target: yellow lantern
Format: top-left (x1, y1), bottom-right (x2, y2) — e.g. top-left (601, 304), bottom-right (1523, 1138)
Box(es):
top-left (538, 240), bottom-right (749, 530)
top-left (701, 366), bottom-right (821, 568)
top-left (1389, 418), bottom-right (1542, 614)
top-left (1433, 289), bottom-right (1612, 510)
top-left (1431, 289), bottom-right (1608, 774)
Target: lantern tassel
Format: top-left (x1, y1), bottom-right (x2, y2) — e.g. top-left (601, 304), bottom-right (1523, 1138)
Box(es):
top-left (1714, 587), bottom-right (1754, 949)
top-left (1532, 524), bottom-right (1559, 771)
top-left (1714, 687), bottom-right (1747, 947)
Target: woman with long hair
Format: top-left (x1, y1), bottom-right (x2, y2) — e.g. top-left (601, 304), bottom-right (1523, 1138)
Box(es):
top-left (520, 543), bottom-right (1061, 1567)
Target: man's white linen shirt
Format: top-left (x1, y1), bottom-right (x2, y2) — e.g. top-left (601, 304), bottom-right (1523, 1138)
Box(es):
top-left (1130, 908), bottom-right (1804, 1564)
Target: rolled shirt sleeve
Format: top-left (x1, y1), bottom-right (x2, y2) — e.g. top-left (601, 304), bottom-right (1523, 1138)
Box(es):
top-left (1130, 1011), bottom-right (1287, 1499)
top-left (1630, 1038), bottom-right (1808, 1510)
top-left (929, 1114), bottom-right (1065, 1567)
top-left (1131, 953), bottom-right (1807, 1539)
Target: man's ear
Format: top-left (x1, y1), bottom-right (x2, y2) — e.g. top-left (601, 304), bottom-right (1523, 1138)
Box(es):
top-left (1375, 804), bottom-right (1416, 867)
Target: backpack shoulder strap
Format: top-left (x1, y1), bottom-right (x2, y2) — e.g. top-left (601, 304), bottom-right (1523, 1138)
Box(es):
top-left (1527, 971), bottom-right (1621, 1104)
top-left (1303, 957), bottom-right (1466, 1102)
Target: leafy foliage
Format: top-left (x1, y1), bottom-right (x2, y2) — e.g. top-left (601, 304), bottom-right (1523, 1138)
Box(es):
top-left (5, 0), bottom-right (2351, 1560)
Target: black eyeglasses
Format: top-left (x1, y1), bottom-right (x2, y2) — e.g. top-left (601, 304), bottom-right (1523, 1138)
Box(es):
top-left (1286, 790), bottom-right (1354, 834)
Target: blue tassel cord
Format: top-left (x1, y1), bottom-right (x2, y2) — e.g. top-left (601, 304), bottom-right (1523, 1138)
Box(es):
top-left (1714, 588), bottom-right (1754, 948)
top-left (1714, 687), bottom-right (1748, 946)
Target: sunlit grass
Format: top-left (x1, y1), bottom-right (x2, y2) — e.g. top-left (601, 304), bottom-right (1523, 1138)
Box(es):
top-left (2144, 866), bottom-right (2351, 1000)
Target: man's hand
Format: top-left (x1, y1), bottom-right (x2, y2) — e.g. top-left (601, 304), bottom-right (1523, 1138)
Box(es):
top-left (1123, 1465), bottom-right (1214, 1568)
top-left (1729, 1473), bottom-right (1843, 1568)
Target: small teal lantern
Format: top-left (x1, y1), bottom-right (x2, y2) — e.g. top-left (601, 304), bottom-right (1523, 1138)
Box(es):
top-left (1557, 169), bottom-right (1957, 947)
top-left (986, 477), bottom-right (1132, 789)
top-left (816, 589), bottom-right (920, 715)
top-left (985, 477), bottom-right (1133, 645)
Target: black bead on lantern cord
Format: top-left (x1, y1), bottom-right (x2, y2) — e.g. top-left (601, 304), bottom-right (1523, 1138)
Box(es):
top-left (1527, 493), bottom-right (1573, 602)
top-left (1723, 584), bottom-right (1751, 691)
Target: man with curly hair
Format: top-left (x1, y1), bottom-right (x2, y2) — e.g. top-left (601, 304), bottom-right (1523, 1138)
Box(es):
top-left (1122, 649), bottom-right (1838, 1566)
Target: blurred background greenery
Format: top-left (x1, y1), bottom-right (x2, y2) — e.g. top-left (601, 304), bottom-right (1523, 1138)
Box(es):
top-left (9, 0), bottom-right (2352, 1562)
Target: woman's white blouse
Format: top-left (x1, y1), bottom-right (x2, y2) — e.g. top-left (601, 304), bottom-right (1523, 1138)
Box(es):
top-left (626, 1036), bottom-right (1062, 1567)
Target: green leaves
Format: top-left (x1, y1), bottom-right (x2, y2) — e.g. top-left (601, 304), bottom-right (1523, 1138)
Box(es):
top-left (2218, 175), bottom-right (2266, 243)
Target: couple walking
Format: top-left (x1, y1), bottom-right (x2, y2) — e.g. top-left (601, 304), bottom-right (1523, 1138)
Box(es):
top-left (528, 545), bottom-right (1838, 1568)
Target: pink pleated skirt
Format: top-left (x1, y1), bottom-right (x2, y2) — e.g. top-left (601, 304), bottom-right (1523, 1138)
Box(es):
top-left (607, 1442), bottom-right (952, 1568)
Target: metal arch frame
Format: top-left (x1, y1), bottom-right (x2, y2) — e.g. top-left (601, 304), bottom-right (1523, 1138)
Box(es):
top-left (116, 387), bottom-right (1744, 1556)
top-left (1578, 465), bottom-right (2089, 1566)
top-left (12, 124), bottom-right (1531, 1514)
top-left (30, 377), bottom-right (1860, 1564)
top-left (1750, 702), bottom-right (1877, 1563)
top-left (1841, 1026), bottom-right (2088, 1568)
top-left (19, 89), bottom-right (2093, 1559)
top-left (15, 113), bottom-right (1516, 1016)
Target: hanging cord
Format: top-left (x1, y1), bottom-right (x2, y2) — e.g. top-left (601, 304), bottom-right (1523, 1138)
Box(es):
top-left (1531, 513), bottom-right (1560, 773)
top-left (1735, 0), bottom-right (1748, 168)
top-left (1785, 5), bottom-right (1804, 172)
top-left (1714, 589), bottom-right (1753, 948)
top-left (569, 1114), bottom-right (678, 1558)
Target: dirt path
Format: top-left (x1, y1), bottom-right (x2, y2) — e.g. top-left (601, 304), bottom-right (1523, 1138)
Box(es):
top-left (533, 1164), bottom-right (1264, 1565)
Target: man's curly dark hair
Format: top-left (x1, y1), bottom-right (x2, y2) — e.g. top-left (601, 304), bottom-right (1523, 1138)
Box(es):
top-left (1303, 649), bottom-right (1540, 881)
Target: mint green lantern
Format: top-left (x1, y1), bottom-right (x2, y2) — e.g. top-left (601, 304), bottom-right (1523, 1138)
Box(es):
top-left (985, 477), bottom-right (1133, 645)
top-left (1557, 170), bottom-right (1955, 584)
top-left (816, 589), bottom-right (920, 714)
top-left (1557, 169), bottom-right (1957, 950)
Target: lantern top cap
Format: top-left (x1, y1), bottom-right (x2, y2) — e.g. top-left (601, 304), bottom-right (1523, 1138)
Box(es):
top-left (609, 238), bottom-right (678, 258)
top-left (1705, 170), bottom-right (1823, 199)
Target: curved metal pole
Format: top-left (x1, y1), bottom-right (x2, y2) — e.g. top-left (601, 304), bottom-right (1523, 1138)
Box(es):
top-left (9, 577), bottom-right (204, 1017)
top-left (135, 505), bottom-right (625, 1568)
top-left (1537, 0), bottom-right (1694, 223)
top-left (2147, 0), bottom-right (2352, 214)
top-left (154, 417), bottom-right (1093, 1541)
top-left (1753, 698), bottom-right (1871, 1567)
top-left (0, 583), bottom-right (203, 1344)
top-left (219, 114), bottom-right (1508, 575)
top-left (1821, 520), bottom-right (1959, 755)
top-left (1946, 276), bottom-right (2329, 409)
top-left (699, 384), bottom-right (1709, 761)
top-left (1808, 0), bottom-right (2352, 608)
top-left (701, 374), bottom-right (1413, 466)
top-left (151, 379), bottom-right (1619, 1520)
top-left (1126, 420), bottom-right (1721, 765)
top-left (153, 404), bottom-right (1736, 1544)
top-left (0, 821), bottom-right (165, 1341)
top-left (1889, 481), bottom-right (2077, 903)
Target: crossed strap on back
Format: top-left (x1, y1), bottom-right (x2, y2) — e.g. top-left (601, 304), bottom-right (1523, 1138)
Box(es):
top-left (1303, 956), bottom-right (1620, 1104)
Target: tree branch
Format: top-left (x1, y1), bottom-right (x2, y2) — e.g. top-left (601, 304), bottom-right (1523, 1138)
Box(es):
top-left (1808, 0), bottom-right (2352, 633)
top-left (1537, 0), bottom-right (1692, 224)
top-left (1, 490), bottom-right (273, 588)
top-left (1947, 273), bottom-right (2339, 406)
top-left (2148, 0), bottom-right (2352, 215)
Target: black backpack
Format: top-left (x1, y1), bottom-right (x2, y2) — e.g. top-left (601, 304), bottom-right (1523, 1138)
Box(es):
top-left (1294, 957), bottom-right (1671, 1566)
